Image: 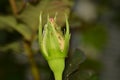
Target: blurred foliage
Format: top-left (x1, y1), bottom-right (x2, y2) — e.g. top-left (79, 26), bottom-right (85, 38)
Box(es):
top-left (81, 25), bottom-right (107, 50)
top-left (0, 0), bottom-right (119, 80)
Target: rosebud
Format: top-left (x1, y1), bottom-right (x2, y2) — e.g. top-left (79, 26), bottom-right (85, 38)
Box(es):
top-left (38, 12), bottom-right (70, 80)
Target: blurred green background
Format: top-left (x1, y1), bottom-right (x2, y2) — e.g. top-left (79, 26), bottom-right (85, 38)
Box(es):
top-left (0, 0), bottom-right (120, 80)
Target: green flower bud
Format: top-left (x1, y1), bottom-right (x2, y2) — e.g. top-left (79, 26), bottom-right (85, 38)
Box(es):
top-left (38, 12), bottom-right (70, 80)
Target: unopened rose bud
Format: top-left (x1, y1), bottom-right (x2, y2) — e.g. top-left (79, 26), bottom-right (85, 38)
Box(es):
top-left (38, 12), bottom-right (70, 80)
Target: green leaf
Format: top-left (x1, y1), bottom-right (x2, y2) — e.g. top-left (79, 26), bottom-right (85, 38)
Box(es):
top-left (18, 0), bottom-right (71, 32)
top-left (88, 74), bottom-right (99, 80)
top-left (0, 16), bottom-right (32, 40)
top-left (67, 70), bottom-right (97, 80)
top-left (0, 42), bottom-right (22, 53)
top-left (81, 25), bottom-right (107, 50)
top-left (63, 49), bottom-right (86, 80)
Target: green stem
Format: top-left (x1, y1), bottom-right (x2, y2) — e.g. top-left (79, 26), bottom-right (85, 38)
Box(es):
top-left (24, 41), bottom-right (40, 80)
top-left (54, 71), bottom-right (62, 80)
top-left (48, 58), bottom-right (65, 80)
